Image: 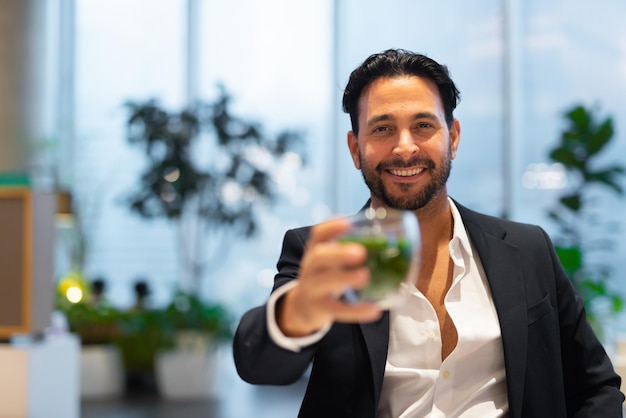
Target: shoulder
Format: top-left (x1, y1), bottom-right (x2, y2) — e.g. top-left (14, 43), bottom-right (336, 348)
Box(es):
top-left (280, 225), bottom-right (312, 255)
top-left (454, 200), bottom-right (546, 237)
top-left (453, 200), bottom-right (555, 256)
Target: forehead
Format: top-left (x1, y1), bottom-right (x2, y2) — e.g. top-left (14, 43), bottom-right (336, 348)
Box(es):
top-left (357, 75), bottom-right (444, 121)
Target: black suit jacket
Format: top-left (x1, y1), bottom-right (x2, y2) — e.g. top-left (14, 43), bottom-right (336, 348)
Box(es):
top-left (233, 202), bottom-right (624, 417)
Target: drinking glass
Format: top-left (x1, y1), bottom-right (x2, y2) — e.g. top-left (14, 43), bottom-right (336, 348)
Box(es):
top-left (339, 207), bottom-right (420, 308)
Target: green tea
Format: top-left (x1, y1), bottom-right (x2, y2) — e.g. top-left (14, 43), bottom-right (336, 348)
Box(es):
top-left (340, 236), bottom-right (412, 301)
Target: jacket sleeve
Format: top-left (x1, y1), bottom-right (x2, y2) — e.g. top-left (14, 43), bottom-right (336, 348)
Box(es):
top-left (232, 227), bottom-right (318, 385)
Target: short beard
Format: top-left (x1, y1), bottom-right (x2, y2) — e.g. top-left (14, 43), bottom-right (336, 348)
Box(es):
top-left (358, 146), bottom-right (452, 211)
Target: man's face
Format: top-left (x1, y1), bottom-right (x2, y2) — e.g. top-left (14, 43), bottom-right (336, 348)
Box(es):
top-left (347, 75), bottom-right (460, 211)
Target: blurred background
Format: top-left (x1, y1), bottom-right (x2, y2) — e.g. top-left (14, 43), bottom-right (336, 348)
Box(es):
top-left (1, 0), bottom-right (625, 417)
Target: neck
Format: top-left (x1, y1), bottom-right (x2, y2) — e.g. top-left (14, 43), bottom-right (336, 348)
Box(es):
top-left (415, 193), bottom-right (453, 249)
top-left (369, 191), bottom-right (453, 248)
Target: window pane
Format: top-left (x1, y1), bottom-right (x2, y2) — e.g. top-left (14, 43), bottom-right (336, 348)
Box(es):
top-left (73, 0), bottom-right (186, 307)
top-left (521, 0), bottom-right (626, 339)
top-left (196, 0), bottom-right (334, 310)
top-left (335, 0), bottom-right (505, 217)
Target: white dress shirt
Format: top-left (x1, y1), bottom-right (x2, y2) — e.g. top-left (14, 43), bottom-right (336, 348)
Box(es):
top-left (377, 201), bottom-right (508, 417)
top-left (267, 199), bottom-right (509, 417)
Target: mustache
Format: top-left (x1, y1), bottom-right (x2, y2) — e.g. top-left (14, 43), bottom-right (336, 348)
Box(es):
top-left (377, 157), bottom-right (435, 171)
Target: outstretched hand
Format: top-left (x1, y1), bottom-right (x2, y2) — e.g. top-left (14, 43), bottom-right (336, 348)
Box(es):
top-left (276, 217), bottom-right (383, 337)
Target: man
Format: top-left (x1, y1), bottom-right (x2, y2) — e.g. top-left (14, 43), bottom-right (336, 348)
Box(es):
top-left (233, 49), bottom-right (624, 417)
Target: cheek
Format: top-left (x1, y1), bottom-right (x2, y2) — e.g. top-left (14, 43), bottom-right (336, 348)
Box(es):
top-left (359, 146), bottom-right (381, 167)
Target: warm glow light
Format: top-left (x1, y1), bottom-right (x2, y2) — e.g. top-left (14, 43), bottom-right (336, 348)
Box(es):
top-left (66, 286), bottom-right (83, 303)
top-left (163, 167), bottom-right (180, 182)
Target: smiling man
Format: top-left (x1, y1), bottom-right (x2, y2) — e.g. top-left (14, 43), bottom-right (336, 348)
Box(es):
top-left (233, 49), bottom-right (624, 418)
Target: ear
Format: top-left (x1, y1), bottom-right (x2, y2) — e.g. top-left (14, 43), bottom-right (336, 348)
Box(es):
top-left (449, 119), bottom-right (461, 159)
top-left (347, 131), bottom-right (361, 169)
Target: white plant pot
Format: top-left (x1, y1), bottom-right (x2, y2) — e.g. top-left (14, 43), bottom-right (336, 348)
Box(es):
top-left (80, 345), bottom-right (124, 399)
top-left (155, 348), bottom-right (218, 400)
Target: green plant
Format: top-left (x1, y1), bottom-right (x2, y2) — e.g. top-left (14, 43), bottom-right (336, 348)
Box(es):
top-left (124, 84), bottom-right (306, 294)
top-left (60, 301), bottom-right (122, 345)
top-left (164, 291), bottom-right (233, 340)
top-left (57, 289), bottom-right (233, 373)
top-left (548, 104), bottom-right (625, 332)
top-left (115, 308), bottom-right (172, 374)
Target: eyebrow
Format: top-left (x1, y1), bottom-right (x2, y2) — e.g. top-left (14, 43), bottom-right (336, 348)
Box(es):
top-left (365, 112), bottom-right (440, 128)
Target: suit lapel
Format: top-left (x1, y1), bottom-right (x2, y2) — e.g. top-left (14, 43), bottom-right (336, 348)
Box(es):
top-left (458, 204), bottom-right (528, 418)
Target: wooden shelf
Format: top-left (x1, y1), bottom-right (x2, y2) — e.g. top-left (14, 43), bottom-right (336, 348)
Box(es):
top-left (0, 188), bottom-right (55, 339)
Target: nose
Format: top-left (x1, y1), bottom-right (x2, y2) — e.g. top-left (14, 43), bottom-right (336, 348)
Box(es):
top-left (393, 130), bottom-right (418, 159)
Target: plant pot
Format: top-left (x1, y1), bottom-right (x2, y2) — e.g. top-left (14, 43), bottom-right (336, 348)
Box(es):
top-left (155, 347), bottom-right (217, 400)
top-left (80, 344), bottom-right (124, 399)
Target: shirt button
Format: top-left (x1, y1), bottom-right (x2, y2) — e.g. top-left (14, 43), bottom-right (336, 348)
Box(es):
top-left (442, 370), bottom-right (450, 379)
top-left (426, 330), bottom-right (436, 339)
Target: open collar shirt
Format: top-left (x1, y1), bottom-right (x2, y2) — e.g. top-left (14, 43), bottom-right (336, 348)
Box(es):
top-left (267, 199), bottom-right (508, 417)
top-left (377, 200), bottom-right (508, 417)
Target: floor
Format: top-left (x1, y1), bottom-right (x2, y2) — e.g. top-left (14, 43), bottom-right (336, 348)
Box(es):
top-left (80, 344), bottom-right (626, 418)
top-left (80, 345), bottom-right (307, 418)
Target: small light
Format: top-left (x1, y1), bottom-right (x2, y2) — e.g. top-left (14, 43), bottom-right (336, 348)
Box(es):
top-left (65, 286), bottom-right (83, 303)
top-left (364, 207), bottom-right (376, 220)
top-left (160, 183), bottom-right (177, 202)
top-left (163, 167), bottom-right (180, 182)
top-left (375, 207), bottom-right (388, 219)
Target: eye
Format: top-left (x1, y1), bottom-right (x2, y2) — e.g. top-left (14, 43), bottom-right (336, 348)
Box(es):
top-left (416, 121), bottom-right (434, 129)
top-left (370, 125), bottom-right (393, 135)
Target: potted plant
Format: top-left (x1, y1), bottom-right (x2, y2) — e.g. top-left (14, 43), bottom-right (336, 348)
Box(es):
top-left (123, 84), bottom-right (305, 398)
top-left (547, 104), bottom-right (624, 336)
top-left (154, 291), bottom-right (233, 399)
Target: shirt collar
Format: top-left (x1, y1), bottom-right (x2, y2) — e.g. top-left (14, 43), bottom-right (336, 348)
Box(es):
top-left (449, 197), bottom-right (473, 258)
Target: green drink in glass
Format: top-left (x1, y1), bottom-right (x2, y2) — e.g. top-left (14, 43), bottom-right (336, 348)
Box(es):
top-left (339, 207), bottom-right (420, 307)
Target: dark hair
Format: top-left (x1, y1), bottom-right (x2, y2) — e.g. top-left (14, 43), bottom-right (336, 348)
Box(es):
top-left (342, 49), bottom-right (460, 134)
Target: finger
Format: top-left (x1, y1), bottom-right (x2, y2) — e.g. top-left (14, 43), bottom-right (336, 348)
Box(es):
top-left (300, 241), bottom-right (367, 276)
top-left (308, 217), bottom-right (352, 246)
top-left (299, 265), bottom-right (370, 299)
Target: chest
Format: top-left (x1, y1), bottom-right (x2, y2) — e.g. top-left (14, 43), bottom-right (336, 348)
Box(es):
top-left (417, 249), bottom-right (457, 359)
top-left (379, 259), bottom-right (507, 417)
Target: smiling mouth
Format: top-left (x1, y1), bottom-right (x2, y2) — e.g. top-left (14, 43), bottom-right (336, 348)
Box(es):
top-left (388, 168), bottom-right (425, 177)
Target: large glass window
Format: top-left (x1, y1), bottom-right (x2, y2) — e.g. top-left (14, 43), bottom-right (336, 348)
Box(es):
top-left (520, 1), bottom-right (626, 341)
top-left (65, 0), bottom-right (626, 339)
top-left (70, 0), bottom-right (334, 313)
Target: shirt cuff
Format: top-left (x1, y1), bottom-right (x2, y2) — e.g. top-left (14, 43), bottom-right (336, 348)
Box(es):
top-left (266, 280), bottom-right (331, 352)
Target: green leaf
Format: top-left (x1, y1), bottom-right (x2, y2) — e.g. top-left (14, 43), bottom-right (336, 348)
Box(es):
top-left (585, 168), bottom-right (625, 194)
top-left (549, 147), bottom-right (580, 167)
top-left (555, 246), bottom-right (582, 272)
top-left (560, 194), bottom-right (581, 211)
top-left (566, 105), bottom-right (590, 131)
top-left (588, 118), bottom-right (614, 155)
top-left (612, 295), bottom-right (624, 313)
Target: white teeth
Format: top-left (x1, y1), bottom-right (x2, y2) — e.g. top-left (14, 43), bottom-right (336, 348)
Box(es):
top-left (389, 168), bottom-right (424, 177)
